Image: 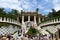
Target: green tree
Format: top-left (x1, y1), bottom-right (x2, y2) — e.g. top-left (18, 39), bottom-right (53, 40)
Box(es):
top-left (0, 8), bottom-right (4, 14)
top-left (9, 9), bottom-right (19, 20)
top-left (0, 8), bottom-right (20, 20)
top-left (48, 9), bottom-right (57, 18)
top-left (26, 26), bottom-right (40, 37)
top-left (57, 10), bottom-right (60, 17)
top-left (0, 8), bottom-right (7, 17)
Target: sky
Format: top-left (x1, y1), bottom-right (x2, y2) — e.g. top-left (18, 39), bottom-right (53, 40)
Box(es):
top-left (0, 0), bottom-right (60, 15)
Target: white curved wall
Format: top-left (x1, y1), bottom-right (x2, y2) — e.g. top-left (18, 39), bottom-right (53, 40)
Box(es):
top-left (0, 25), bottom-right (20, 35)
top-left (42, 24), bottom-right (60, 34)
top-left (39, 18), bottom-right (60, 27)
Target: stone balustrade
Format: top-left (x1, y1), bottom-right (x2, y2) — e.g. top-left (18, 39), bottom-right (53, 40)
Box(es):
top-left (39, 18), bottom-right (60, 26)
top-left (0, 17), bottom-right (21, 26)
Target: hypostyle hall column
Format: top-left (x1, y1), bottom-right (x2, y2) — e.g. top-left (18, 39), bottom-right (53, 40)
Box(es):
top-left (34, 15), bottom-right (36, 24)
top-left (56, 19), bottom-right (58, 22)
top-left (28, 15), bottom-right (30, 22)
top-left (22, 15), bottom-right (24, 24)
top-left (39, 17), bottom-right (41, 23)
top-left (54, 19), bottom-right (55, 22)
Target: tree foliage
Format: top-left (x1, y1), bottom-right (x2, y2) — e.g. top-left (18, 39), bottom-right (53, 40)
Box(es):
top-left (47, 9), bottom-right (60, 19)
top-left (26, 26), bottom-right (41, 37)
top-left (43, 9), bottom-right (60, 22)
top-left (0, 8), bottom-right (19, 20)
top-left (48, 9), bottom-right (57, 18)
top-left (39, 9), bottom-right (60, 24)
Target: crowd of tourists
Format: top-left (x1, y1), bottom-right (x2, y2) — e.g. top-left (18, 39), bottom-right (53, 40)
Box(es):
top-left (16, 34), bottom-right (52, 40)
top-left (0, 29), bottom-right (58, 40)
top-left (0, 33), bottom-right (53, 40)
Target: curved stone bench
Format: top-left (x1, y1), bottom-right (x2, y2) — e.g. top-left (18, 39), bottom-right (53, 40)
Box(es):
top-left (39, 18), bottom-right (60, 27)
top-left (0, 17), bottom-right (21, 26)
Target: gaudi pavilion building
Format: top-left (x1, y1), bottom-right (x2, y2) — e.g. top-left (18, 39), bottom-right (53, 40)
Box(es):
top-left (18, 9), bottom-right (46, 34)
top-left (19, 9), bottom-right (46, 24)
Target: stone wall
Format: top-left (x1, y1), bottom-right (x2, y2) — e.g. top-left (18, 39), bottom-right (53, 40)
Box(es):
top-left (0, 25), bottom-right (20, 35)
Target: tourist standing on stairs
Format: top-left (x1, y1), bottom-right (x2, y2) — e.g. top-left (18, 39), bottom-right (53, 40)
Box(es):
top-left (17, 33), bottom-right (23, 40)
top-left (17, 35), bottom-right (22, 40)
top-left (7, 34), bottom-right (11, 40)
top-left (43, 35), bottom-right (48, 40)
top-left (23, 35), bottom-right (29, 40)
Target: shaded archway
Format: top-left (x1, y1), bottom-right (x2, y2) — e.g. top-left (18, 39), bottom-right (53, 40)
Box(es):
top-left (24, 16), bottom-right (28, 22)
top-left (30, 16), bottom-right (34, 21)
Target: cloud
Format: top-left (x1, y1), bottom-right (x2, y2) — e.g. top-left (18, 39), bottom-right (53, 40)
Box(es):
top-left (44, 0), bottom-right (49, 2)
top-left (53, 0), bottom-right (60, 11)
top-left (0, 0), bottom-right (55, 15)
top-left (0, 0), bottom-right (38, 12)
top-left (0, 0), bottom-right (23, 11)
top-left (0, 0), bottom-right (19, 4)
top-left (20, 0), bottom-right (37, 11)
top-left (38, 5), bottom-right (44, 9)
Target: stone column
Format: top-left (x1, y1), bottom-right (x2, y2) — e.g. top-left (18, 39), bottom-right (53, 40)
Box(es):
top-left (28, 15), bottom-right (30, 22)
top-left (4, 17), bottom-right (6, 21)
top-left (56, 19), bottom-right (58, 22)
top-left (59, 18), bottom-right (60, 21)
top-left (38, 17), bottom-right (41, 23)
top-left (34, 16), bottom-right (36, 24)
top-left (22, 15), bottom-right (24, 24)
top-left (42, 18), bottom-right (44, 21)
top-left (0, 17), bottom-right (1, 21)
top-left (54, 19), bottom-right (55, 23)
top-left (1, 17), bottom-right (2, 21)
top-left (22, 15), bottom-right (24, 35)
